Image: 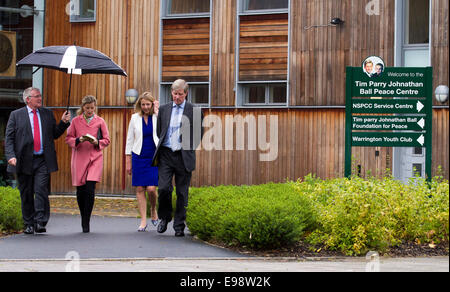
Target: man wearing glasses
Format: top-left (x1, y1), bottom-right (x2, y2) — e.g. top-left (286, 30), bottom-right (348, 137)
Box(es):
top-left (5, 87), bottom-right (71, 235)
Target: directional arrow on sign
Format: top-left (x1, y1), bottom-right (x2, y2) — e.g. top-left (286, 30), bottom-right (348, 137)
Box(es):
top-left (417, 101), bottom-right (425, 113)
top-left (417, 134), bottom-right (425, 146)
top-left (417, 118), bottom-right (425, 129)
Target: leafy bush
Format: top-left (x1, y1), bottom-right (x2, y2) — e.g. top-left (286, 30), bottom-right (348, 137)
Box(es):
top-left (0, 187), bottom-right (23, 232)
top-left (187, 175), bottom-right (448, 256)
top-left (187, 183), bottom-right (315, 249)
top-left (296, 175), bottom-right (449, 255)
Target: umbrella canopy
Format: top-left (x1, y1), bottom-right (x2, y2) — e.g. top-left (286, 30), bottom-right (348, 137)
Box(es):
top-left (17, 45), bottom-right (127, 76)
top-left (17, 45), bottom-right (127, 110)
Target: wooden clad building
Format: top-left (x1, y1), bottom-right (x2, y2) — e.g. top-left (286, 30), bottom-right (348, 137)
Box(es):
top-left (35, 0), bottom-right (450, 195)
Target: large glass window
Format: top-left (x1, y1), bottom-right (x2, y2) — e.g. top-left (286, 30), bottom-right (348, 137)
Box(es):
top-left (70, 0), bottom-right (96, 23)
top-left (0, 0), bottom-right (44, 187)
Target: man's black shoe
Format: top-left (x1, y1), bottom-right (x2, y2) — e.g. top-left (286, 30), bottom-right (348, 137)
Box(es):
top-left (157, 220), bottom-right (168, 234)
top-left (24, 225), bottom-right (34, 235)
top-left (35, 223), bottom-right (47, 233)
top-left (175, 231), bottom-right (185, 237)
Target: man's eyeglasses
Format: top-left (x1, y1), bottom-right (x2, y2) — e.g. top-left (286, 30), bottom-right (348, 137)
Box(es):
top-left (29, 94), bottom-right (42, 98)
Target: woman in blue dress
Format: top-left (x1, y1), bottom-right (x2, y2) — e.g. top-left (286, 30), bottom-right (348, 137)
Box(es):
top-left (126, 92), bottom-right (160, 231)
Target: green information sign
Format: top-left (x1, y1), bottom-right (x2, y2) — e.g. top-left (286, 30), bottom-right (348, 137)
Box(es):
top-left (345, 66), bottom-right (433, 180)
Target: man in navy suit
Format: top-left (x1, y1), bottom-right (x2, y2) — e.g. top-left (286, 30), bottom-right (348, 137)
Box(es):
top-left (5, 87), bottom-right (71, 234)
top-left (152, 79), bottom-right (203, 237)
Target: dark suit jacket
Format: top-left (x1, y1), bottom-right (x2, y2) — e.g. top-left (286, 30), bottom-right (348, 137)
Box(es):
top-left (152, 102), bottom-right (204, 172)
top-left (5, 107), bottom-right (70, 175)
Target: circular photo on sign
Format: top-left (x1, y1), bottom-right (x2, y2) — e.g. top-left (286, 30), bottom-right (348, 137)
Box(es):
top-left (362, 56), bottom-right (385, 78)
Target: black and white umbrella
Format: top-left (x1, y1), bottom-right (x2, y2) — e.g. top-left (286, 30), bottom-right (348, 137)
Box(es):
top-left (17, 45), bottom-right (127, 110)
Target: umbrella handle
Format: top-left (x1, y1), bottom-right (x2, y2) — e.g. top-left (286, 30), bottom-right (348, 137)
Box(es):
top-left (67, 69), bottom-right (73, 113)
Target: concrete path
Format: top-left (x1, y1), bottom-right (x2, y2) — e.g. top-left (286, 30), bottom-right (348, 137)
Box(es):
top-left (0, 214), bottom-right (448, 272)
top-left (0, 257), bottom-right (448, 272)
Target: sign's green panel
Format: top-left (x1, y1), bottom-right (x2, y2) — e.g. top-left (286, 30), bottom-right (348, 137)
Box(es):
top-left (351, 68), bottom-right (428, 98)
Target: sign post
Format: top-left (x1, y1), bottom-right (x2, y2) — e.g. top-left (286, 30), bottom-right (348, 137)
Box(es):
top-left (345, 66), bottom-right (433, 180)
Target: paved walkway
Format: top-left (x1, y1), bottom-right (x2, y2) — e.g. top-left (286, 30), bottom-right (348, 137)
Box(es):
top-left (0, 214), bottom-right (448, 272)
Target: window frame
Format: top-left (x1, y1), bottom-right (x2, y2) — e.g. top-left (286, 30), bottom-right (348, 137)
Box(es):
top-left (162, 0), bottom-right (212, 19)
top-left (240, 81), bottom-right (288, 106)
top-left (159, 0), bottom-right (212, 107)
top-left (69, 0), bottom-right (97, 23)
top-left (235, 0), bottom-right (291, 108)
top-left (160, 82), bottom-right (210, 107)
top-left (239, 0), bottom-right (289, 15)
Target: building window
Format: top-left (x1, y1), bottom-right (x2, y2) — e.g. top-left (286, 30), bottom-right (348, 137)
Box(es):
top-left (69, 0), bottom-right (97, 23)
top-left (164, 0), bottom-right (211, 17)
top-left (237, 1), bottom-right (289, 107)
top-left (161, 83), bottom-right (209, 106)
top-left (242, 83), bottom-right (287, 105)
top-left (401, 0), bottom-right (430, 67)
top-left (160, 0), bottom-right (211, 107)
top-left (242, 0), bottom-right (289, 13)
top-left (405, 0), bottom-right (429, 44)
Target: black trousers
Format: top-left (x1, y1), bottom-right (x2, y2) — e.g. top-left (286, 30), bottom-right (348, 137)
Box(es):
top-left (17, 155), bottom-right (50, 227)
top-left (76, 181), bottom-right (96, 229)
top-left (157, 147), bottom-right (192, 232)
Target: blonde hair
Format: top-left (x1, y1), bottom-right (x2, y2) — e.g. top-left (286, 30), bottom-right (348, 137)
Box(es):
top-left (134, 92), bottom-right (156, 116)
top-left (77, 95), bottom-right (97, 116)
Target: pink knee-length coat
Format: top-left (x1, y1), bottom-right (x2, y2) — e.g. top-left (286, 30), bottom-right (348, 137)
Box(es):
top-left (65, 115), bottom-right (111, 187)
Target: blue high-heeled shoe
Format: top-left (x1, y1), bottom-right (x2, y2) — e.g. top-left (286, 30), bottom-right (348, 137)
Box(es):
top-left (151, 219), bottom-right (159, 227)
top-left (138, 225), bottom-right (148, 232)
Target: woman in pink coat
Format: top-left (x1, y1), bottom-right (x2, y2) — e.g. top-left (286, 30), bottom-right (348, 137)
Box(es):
top-left (65, 95), bottom-right (110, 233)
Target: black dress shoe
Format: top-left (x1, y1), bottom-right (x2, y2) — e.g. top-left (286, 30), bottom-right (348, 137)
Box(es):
top-left (175, 230), bottom-right (185, 237)
top-left (24, 225), bottom-right (34, 235)
top-left (157, 220), bottom-right (168, 234)
top-left (35, 223), bottom-right (46, 233)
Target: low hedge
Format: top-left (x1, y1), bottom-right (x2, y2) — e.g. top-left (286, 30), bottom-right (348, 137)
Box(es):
top-left (0, 187), bottom-right (23, 233)
top-left (187, 183), bottom-right (315, 249)
top-left (186, 175), bottom-right (449, 255)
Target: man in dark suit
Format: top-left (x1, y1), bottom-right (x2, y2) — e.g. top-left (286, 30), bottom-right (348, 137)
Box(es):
top-left (152, 79), bottom-right (203, 237)
top-left (5, 87), bottom-right (71, 234)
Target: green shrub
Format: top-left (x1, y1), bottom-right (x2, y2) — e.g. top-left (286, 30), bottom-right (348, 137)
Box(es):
top-left (296, 175), bottom-right (449, 256)
top-left (0, 187), bottom-right (23, 232)
top-left (187, 183), bottom-right (315, 249)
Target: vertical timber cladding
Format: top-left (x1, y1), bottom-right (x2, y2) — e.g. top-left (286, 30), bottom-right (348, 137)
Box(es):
top-left (345, 66), bottom-right (433, 179)
top-left (162, 17), bottom-right (210, 82)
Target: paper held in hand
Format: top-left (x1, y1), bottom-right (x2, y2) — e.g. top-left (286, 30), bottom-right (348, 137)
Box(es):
top-left (82, 133), bottom-right (96, 143)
